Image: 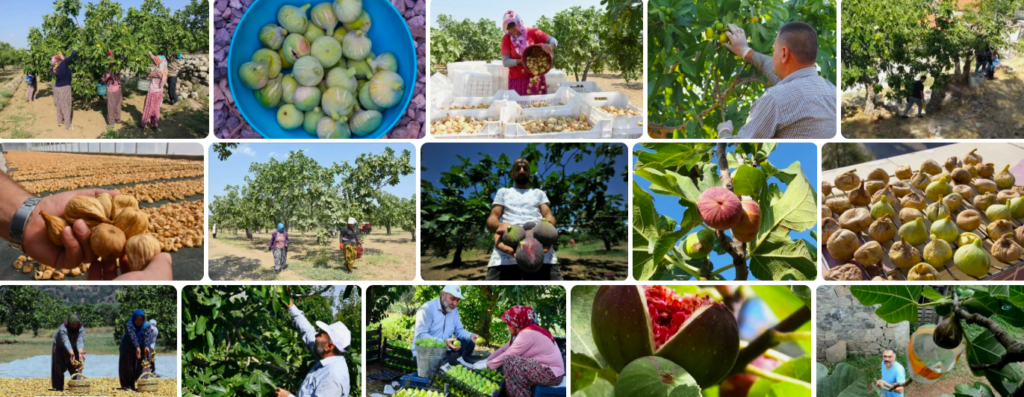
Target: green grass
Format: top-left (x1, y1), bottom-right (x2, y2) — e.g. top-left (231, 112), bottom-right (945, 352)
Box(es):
top-left (0, 326), bottom-right (173, 364)
top-left (1, 114), bottom-right (34, 138)
top-left (0, 89), bottom-right (12, 99)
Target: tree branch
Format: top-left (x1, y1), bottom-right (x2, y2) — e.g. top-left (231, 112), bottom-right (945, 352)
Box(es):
top-left (290, 286), bottom-right (332, 298)
top-left (716, 143), bottom-right (748, 280)
top-left (647, 76), bottom-right (764, 138)
top-left (956, 308), bottom-right (1024, 371)
top-left (730, 306), bottom-right (811, 376)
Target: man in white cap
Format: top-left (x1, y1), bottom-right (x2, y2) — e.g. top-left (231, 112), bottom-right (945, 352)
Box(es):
top-left (412, 285), bottom-right (481, 368)
top-left (340, 217), bottom-right (362, 272)
top-left (276, 297), bottom-right (351, 397)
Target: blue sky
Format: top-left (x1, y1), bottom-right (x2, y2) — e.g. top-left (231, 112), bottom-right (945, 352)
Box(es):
top-left (0, 0), bottom-right (195, 49)
top-left (207, 143), bottom-right (417, 213)
top-left (420, 143), bottom-right (629, 203)
top-left (634, 143), bottom-right (819, 280)
top-left (430, 0), bottom-right (604, 28)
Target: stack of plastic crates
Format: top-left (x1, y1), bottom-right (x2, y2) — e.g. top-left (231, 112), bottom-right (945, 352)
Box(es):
top-left (429, 72), bottom-right (453, 95)
top-left (504, 100), bottom-right (611, 139)
top-left (576, 91), bottom-right (644, 139)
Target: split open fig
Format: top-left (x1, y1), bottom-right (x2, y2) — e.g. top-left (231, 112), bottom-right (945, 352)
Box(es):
top-left (591, 285), bottom-right (739, 388)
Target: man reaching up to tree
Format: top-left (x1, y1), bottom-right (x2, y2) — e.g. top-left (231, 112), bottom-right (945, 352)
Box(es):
top-left (487, 158), bottom-right (562, 281)
top-left (276, 297), bottom-right (351, 397)
top-left (717, 21), bottom-right (836, 139)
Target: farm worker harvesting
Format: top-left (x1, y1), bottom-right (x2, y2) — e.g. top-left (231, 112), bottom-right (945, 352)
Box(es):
top-left (901, 75), bottom-right (926, 119)
top-left (340, 217), bottom-right (361, 272)
top-left (140, 52), bottom-right (167, 129)
top-left (0, 174), bottom-right (174, 280)
top-left (148, 319), bottom-right (159, 373)
top-left (488, 157), bottom-right (562, 281)
top-left (101, 52), bottom-right (124, 127)
top-left (51, 313), bottom-right (86, 391)
top-left (53, 50), bottom-right (78, 131)
top-left (276, 296), bottom-right (351, 397)
top-left (119, 309), bottom-right (156, 391)
top-left (167, 54), bottom-right (182, 105)
top-left (473, 306), bottom-right (564, 397)
top-left (501, 10), bottom-right (559, 96)
top-left (269, 223), bottom-right (289, 273)
top-left (212, 223), bottom-right (217, 239)
top-left (25, 73), bottom-right (37, 102)
top-left (412, 285), bottom-right (482, 367)
top-left (716, 21), bottom-right (836, 139)
top-left (876, 349), bottom-right (906, 397)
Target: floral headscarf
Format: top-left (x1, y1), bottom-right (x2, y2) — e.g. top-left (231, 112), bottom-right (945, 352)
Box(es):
top-left (501, 305), bottom-right (555, 344)
top-left (65, 313), bottom-right (82, 332)
top-left (502, 10), bottom-right (529, 56)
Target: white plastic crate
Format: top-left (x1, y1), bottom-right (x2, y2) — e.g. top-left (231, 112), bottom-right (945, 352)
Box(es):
top-left (484, 62), bottom-right (509, 94)
top-left (558, 80), bottom-right (606, 93)
top-left (447, 61), bottom-right (490, 96)
top-left (504, 101), bottom-right (611, 139)
top-left (491, 86), bottom-right (578, 112)
top-left (429, 73), bottom-right (453, 94)
top-left (459, 72), bottom-right (494, 97)
top-left (429, 102), bottom-right (506, 139)
top-left (577, 91), bottom-right (644, 139)
top-left (431, 90), bottom-right (496, 111)
top-left (546, 69), bottom-right (567, 89)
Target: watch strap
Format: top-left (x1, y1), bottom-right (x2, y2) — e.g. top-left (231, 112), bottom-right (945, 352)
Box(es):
top-left (10, 197), bottom-right (41, 252)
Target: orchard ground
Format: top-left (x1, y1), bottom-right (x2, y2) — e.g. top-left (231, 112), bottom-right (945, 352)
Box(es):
top-left (421, 240), bottom-right (628, 280)
top-left (208, 231), bottom-right (415, 281)
top-left (841, 56), bottom-right (1024, 139)
top-left (0, 68), bottom-right (208, 139)
top-left (0, 326), bottom-right (174, 364)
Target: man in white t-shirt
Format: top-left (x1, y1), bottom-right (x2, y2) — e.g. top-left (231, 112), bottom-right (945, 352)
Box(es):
top-left (486, 158), bottom-right (563, 280)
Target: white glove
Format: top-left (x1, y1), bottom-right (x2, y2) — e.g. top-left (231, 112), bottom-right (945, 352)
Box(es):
top-left (723, 24), bottom-right (751, 59)
top-left (472, 360), bottom-right (489, 370)
top-left (717, 120), bottom-right (735, 137)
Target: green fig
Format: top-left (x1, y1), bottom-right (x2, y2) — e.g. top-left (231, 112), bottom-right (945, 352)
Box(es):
top-left (254, 75), bottom-right (283, 108)
top-left (238, 61), bottom-right (269, 90)
top-left (986, 204), bottom-right (1012, 222)
top-left (259, 24), bottom-right (288, 50)
top-left (930, 216), bottom-right (958, 244)
top-left (303, 107), bottom-right (324, 135)
top-left (953, 238), bottom-right (990, 277)
top-left (870, 195), bottom-right (896, 220)
top-left (682, 230), bottom-right (715, 259)
top-left (281, 74), bottom-right (299, 104)
top-left (277, 104), bottom-right (304, 130)
top-left (252, 49), bottom-right (282, 79)
top-left (277, 3), bottom-right (311, 35)
top-left (899, 217), bottom-right (928, 246)
top-left (923, 234), bottom-right (952, 268)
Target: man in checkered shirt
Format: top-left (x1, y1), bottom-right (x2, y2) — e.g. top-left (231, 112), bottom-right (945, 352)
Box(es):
top-left (717, 21), bottom-right (837, 139)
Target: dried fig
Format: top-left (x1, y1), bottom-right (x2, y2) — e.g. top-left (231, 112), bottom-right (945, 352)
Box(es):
top-left (908, 263), bottom-right (940, 281)
top-left (826, 197), bottom-right (852, 216)
top-left (966, 164), bottom-right (979, 178)
top-left (900, 192), bottom-right (927, 210)
top-left (1016, 225), bottom-right (1024, 246)
top-left (867, 168), bottom-right (890, 184)
top-left (111, 195), bottom-right (140, 219)
top-left (910, 171), bottom-right (931, 190)
top-left (822, 218), bottom-right (841, 243)
top-left (973, 178), bottom-right (997, 194)
top-left (867, 214), bottom-right (897, 243)
top-left (821, 181), bottom-right (833, 197)
top-left (90, 224), bottom-right (126, 260)
top-left (40, 211), bottom-right (67, 247)
top-left (963, 149), bottom-right (983, 166)
top-left (825, 263), bottom-right (863, 281)
top-left (921, 159), bottom-right (942, 175)
top-left (900, 208), bottom-right (925, 224)
top-left (848, 181), bottom-right (871, 207)
top-left (889, 238), bottom-right (921, 270)
top-left (889, 181), bottom-right (912, 197)
top-left (854, 241), bottom-right (885, 267)
top-left (992, 235), bottom-right (1023, 263)
top-left (64, 196), bottom-right (109, 223)
top-left (126, 234), bottom-right (162, 272)
top-left (822, 205), bottom-right (833, 220)
top-left (71, 267), bottom-right (82, 277)
top-left (865, 180), bottom-right (886, 196)
top-left (944, 157), bottom-right (959, 172)
top-left (113, 207), bottom-right (150, 239)
top-left (997, 189), bottom-right (1020, 205)
top-left (96, 193), bottom-right (113, 219)
top-left (955, 210), bottom-right (982, 231)
top-left (988, 219), bottom-right (1015, 241)
top-left (974, 193), bottom-right (998, 212)
top-left (834, 170), bottom-right (861, 191)
top-left (827, 229), bottom-right (861, 262)
top-left (978, 163), bottom-right (995, 178)
top-left (951, 168), bottom-right (972, 184)
top-left (871, 187), bottom-right (896, 206)
top-left (838, 208), bottom-right (872, 233)
top-left (952, 184), bottom-right (975, 200)
top-left (895, 165), bottom-right (913, 180)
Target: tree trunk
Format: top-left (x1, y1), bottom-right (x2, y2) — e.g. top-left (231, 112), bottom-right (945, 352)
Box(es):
top-left (604, 239), bottom-right (611, 251)
top-left (926, 80), bottom-right (947, 114)
top-left (582, 61), bottom-right (592, 82)
top-left (452, 245), bottom-right (464, 267)
top-left (862, 76), bottom-right (876, 115)
top-left (475, 286), bottom-right (497, 343)
top-left (410, 230), bottom-right (416, 242)
top-left (385, 225), bottom-right (392, 235)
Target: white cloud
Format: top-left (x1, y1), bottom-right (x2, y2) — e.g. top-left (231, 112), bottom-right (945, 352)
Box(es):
top-left (237, 145), bottom-right (256, 157)
top-left (268, 152), bottom-right (277, 159)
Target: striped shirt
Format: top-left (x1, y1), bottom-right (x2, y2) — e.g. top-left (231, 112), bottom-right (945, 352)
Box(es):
top-left (167, 58), bottom-right (182, 77)
top-left (736, 52), bottom-right (837, 139)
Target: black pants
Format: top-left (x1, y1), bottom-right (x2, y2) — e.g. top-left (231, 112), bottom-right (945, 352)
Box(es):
top-left (487, 264), bottom-right (563, 281)
top-left (443, 336), bottom-right (476, 365)
top-left (168, 76), bottom-right (178, 104)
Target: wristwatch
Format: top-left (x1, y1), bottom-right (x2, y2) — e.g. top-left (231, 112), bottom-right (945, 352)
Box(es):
top-left (9, 197), bottom-right (41, 253)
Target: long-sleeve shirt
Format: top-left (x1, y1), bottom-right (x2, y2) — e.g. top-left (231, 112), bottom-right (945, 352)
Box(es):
top-left (123, 323), bottom-right (154, 349)
top-left (486, 329), bottom-right (564, 377)
top-left (735, 51), bottom-right (836, 139)
top-left (54, 324), bottom-right (85, 352)
top-left (149, 326), bottom-right (159, 349)
top-left (167, 58), bottom-right (181, 77)
top-left (147, 68), bottom-right (165, 93)
top-left (287, 305), bottom-right (350, 397)
top-left (55, 51), bottom-right (77, 87)
top-left (501, 28), bottom-right (552, 80)
top-left (270, 231), bottom-right (289, 250)
top-left (102, 71), bottom-right (122, 93)
top-left (339, 227), bottom-right (359, 244)
top-left (412, 297), bottom-right (473, 357)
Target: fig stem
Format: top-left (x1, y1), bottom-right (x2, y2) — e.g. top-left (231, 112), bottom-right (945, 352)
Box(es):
top-left (729, 305), bottom-right (811, 376)
top-left (745, 364), bottom-right (810, 388)
top-left (769, 330), bottom-right (812, 343)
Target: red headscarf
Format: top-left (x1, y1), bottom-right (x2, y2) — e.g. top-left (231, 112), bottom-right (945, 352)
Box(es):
top-left (501, 305), bottom-right (554, 344)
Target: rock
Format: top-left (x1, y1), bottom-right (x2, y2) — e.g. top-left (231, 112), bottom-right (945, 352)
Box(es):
top-left (826, 341), bottom-right (847, 363)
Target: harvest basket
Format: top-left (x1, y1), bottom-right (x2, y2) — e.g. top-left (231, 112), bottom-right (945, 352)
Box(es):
top-left (136, 79), bottom-right (150, 92)
top-left (96, 84), bottom-right (107, 96)
top-left (523, 44), bottom-right (554, 76)
top-left (136, 372), bottom-right (158, 393)
top-left (69, 373), bottom-right (91, 394)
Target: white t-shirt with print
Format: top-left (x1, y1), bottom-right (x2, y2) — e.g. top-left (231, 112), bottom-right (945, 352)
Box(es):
top-left (488, 187), bottom-right (558, 267)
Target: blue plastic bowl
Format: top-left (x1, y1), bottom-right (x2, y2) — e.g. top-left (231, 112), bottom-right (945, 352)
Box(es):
top-left (228, 0), bottom-right (417, 139)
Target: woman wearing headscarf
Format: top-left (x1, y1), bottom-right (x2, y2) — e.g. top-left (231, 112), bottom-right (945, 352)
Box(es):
top-left (476, 306), bottom-right (564, 397)
top-left (500, 11), bottom-right (558, 96)
top-left (51, 313), bottom-right (86, 391)
top-left (119, 309), bottom-right (153, 390)
top-left (25, 73), bottom-right (37, 102)
top-left (269, 223), bottom-right (289, 273)
top-left (101, 52), bottom-right (123, 127)
top-left (140, 52), bottom-right (166, 129)
top-left (339, 217), bottom-right (361, 272)
top-left (53, 50), bottom-right (78, 130)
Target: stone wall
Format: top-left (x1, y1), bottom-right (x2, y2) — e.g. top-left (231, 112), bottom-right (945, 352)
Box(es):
top-left (173, 53), bottom-right (209, 100)
top-left (817, 286), bottom-right (910, 363)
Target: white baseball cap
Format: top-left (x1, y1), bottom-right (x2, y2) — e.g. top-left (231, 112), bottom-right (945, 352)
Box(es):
top-left (316, 320), bottom-right (352, 350)
top-left (442, 285), bottom-right (464, 299)
top-left (348, 217), bottom-right (356, 225)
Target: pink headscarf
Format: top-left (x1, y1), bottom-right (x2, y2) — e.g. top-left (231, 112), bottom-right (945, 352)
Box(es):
top-left (503, 10), bottom-right (529, 56)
